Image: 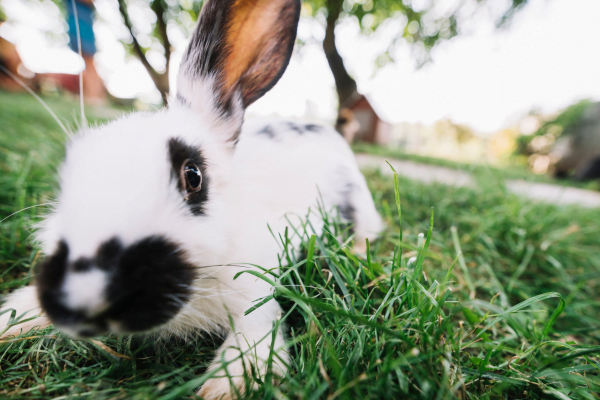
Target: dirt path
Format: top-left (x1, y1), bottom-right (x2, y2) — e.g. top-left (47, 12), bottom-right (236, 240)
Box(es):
top-left (356, 153), bottom-right (600, 208)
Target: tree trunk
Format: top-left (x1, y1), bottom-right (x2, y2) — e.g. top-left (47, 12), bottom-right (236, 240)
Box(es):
top-left (323, 0), bottom-right (359, 108)
top-left (118, 0), bottom-right (170, 104)
top-left (153, 73), bottom-right (170, 104)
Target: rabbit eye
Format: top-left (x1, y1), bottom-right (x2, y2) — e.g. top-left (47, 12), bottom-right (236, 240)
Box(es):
top-left (181, 161), bottom-right (202, 193)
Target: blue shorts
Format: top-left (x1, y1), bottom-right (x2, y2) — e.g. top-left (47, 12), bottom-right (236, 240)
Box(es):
top-left (66, 0), bottom-right (96, 55)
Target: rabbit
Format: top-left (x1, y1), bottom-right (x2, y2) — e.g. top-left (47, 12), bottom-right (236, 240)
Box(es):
top-left (0, 0), bottom-right (383, 398)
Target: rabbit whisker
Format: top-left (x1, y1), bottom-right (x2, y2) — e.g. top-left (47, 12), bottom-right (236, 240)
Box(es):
top-left (1, 203), bottom-right (58, 224)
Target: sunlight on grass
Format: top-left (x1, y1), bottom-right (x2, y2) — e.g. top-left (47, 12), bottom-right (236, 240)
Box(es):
top-left (1, 92), bottom-right (599, 399)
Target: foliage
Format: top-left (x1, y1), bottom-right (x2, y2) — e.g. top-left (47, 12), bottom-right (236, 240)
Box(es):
top-left (112, 0), bottom-right (206, 102)
top-left (1, 91), bottom-right (600, 399)
top-left (515, 99), bottom-right (594, 157)
top-left (303, 0), bottom-right (531, 66)
top-left (107, 0), bottom-right (533, 102)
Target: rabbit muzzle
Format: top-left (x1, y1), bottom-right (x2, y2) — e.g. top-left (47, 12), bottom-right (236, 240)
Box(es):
top-left (35, 236), bottom-right (197, 338)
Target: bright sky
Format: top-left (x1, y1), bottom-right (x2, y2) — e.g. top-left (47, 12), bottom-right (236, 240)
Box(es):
top-left (1, 0), bottom-right (599, 133)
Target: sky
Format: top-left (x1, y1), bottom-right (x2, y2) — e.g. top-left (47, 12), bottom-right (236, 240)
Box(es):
top-left (1, 0), bottom-right (599, 133)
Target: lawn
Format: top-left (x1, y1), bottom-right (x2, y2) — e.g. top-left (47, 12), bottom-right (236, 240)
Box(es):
top-left (353, 142), bottom-right (600, 191)
top-left (1, 91), bottom-right (600, 399)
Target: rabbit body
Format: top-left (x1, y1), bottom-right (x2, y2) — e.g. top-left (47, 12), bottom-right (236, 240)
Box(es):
top-left (0, 106), bottom-right (382, 398)
top-left (0, 0), bottom-right (383, 398)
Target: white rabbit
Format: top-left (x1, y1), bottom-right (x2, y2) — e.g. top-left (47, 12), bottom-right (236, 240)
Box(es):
top-left (0, 0), bottom-right (383, 398)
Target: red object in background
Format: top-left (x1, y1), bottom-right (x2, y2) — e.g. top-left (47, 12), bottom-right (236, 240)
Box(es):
top-left (0, 36), bottom-right (29, 91)
top-left (337, 94), bottom-right (392, 145)
top-left (40, 73), bottom-right (80, 93)
top-left (0, 7), bottom-right (107, 104)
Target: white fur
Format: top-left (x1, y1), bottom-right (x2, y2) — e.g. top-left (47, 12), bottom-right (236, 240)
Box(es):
top-left (0, 286), bottom-right (49, 337)
top-left (63, 269), bottom-right (108, 316)
top-left (0, 102), bottom-right (383, 399)
top-left (0, 2), bottom-right (383, 398)
top-left (0, 105), bottom-right (382, 392)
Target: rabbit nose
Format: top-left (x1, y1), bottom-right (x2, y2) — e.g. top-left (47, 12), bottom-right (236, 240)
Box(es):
top-left (74, 321), bottom-right (108, 338)
top-left (37, 290), bottom-right (110, 338)
top-left (59, 318), bottom-right (107, 338)
top-left (38, 236), bottom-right (196, 336)
top-left (78, 328), bottom-right (98, 338)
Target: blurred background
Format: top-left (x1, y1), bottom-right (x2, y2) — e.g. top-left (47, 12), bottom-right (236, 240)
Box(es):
top-left (0, 0), bottom-right (599, 192)
top-left (3, 2), bottom-right (600, 396)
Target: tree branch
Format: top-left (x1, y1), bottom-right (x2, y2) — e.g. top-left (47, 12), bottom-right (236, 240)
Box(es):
top-left (117, 0), bottom-right (169, 101)
top-left (150, 0), bottom-right (171, 74)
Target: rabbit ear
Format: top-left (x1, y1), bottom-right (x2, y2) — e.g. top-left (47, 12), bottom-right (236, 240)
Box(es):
top-left (176, 0), bottom-right (300, 130)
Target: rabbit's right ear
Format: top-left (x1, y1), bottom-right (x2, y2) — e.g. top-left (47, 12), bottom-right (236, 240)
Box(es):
top-left (176, 0), bottom-right (301, 141)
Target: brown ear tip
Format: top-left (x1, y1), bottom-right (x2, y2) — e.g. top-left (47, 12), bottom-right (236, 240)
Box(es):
top-left (236, 0), bottom-right (301, 108)
top-left (179, 0), bottom-right (302, 112)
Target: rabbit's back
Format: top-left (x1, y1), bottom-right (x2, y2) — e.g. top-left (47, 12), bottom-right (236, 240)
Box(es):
top-left (234, 118), bottom-right (382, 249)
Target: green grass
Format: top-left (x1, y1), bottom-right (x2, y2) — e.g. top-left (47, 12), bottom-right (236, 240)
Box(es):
top-left (515, 99), bottom-right (593, 156)
top-left (1, 91), bottom-right (600, 399)
top-left (353, 142), bottom-right (600, 191)
top-left (0, 91), bottom-right (129, 289)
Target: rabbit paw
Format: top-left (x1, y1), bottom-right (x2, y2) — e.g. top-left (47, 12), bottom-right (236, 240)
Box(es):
top-left (197, 362), bottom-right (250, 400)
top-left (0, 286), bottom-right (51, 339)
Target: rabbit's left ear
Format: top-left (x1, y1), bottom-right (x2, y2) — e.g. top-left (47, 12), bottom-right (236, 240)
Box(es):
top-left (176, 0), bottom-right (300, 133)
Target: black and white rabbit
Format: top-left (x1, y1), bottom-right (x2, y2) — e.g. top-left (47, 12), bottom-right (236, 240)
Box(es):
top-left (0, 0), bottom-right (383, 398)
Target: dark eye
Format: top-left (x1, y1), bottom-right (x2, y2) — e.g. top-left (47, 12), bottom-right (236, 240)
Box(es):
top-left (181, 161), bottom-right (202, 193)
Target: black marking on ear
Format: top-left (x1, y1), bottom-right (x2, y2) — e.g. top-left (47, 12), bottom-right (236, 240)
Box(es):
top-left (257, 125), bottom-right (276, 139)
top-left (180, 0), bottom-right (300, 113)
top-left (181, 0), bottom-right (236, 116)
top-left (184, 1), bottom-right (229, 80)
top-left (168, 138), bottom-right (210, 216)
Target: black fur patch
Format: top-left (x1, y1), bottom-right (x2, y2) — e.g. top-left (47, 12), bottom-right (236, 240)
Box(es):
top-left (304, 124), bottom-right (323, 133)
top-left (175, 93), bottom-right (190, 106)
top-left (168, 138), bottom-right (210, 216)
top-left (36, 241), bottom-right (73, 324)
top-left (105, 236), bottom-right (197, 332)
top-left (257, 125), bottom-right (276, 139)
top-left (338, 182), bottom-right (356, 223)
top-left (285, 122), bottom-right (323, 135)
top-left (334, 168), bottom-right (356, 236)
top-left (287, 122), bottom-right (304, 134)
top-left (36, 236), bottom-right (197, 336)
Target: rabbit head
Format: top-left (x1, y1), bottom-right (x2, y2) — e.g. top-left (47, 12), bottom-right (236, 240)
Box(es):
top-left (34, 0), bottom-right (301, 338)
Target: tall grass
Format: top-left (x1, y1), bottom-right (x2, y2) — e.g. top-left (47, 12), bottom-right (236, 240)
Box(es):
top-left (1, 92), bottom-right (599, 399)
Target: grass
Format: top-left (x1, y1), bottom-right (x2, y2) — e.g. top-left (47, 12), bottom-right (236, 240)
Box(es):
top-left (0, 91), bottom-right (128, 288)
top-left (1, 90), bottom-right (600, 399)
top-left (353, 142), bottom-right (600, 191)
